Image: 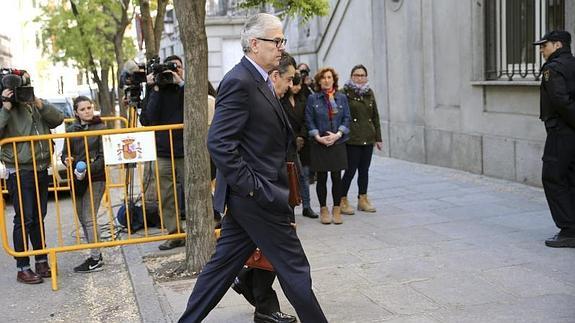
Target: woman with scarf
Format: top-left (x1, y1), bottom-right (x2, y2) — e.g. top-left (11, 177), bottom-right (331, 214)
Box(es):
top-left (61, 96), bottom-right (107, 273)
top-left (305, 67), bottom-right (351, 224)
top-left (340, 65), bottom-right (382, 215)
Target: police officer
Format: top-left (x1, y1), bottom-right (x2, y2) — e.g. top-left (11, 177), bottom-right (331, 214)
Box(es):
top-left (533, 30), bottom-right (575, 248)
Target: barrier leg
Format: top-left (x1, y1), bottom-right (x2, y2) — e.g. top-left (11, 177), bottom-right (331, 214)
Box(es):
top-left (49, 250), bottom-right (58, 291)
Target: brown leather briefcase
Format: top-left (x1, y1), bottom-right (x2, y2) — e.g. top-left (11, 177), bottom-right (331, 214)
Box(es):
top-left (286, 161), bottom-right (302, 207)
top-left (245, 248), bottom-right (274, 271)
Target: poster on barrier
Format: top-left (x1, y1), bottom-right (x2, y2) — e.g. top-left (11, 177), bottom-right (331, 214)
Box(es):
top-left (102, 131), bottom-right (157, 165)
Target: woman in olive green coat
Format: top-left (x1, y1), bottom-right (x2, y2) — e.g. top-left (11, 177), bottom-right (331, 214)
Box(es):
top-left (340, 65), bottom-right (382, 214)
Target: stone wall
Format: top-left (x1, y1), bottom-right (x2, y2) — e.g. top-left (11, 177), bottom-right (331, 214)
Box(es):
top-left (284, 0), bottom-right (575, 187)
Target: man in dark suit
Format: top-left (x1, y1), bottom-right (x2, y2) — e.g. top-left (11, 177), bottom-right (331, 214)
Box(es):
top-left (178, 13), bottom-right (327, 323)
top-left (231, 51), bottom-right (298, 323)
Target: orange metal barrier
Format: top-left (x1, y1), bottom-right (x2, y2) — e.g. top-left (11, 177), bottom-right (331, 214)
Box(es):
top-left (0, 123), bottom-right (186, 290)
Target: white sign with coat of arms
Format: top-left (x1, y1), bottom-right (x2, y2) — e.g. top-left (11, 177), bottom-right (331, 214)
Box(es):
top-left (102, 131), bottom-right (157, 165)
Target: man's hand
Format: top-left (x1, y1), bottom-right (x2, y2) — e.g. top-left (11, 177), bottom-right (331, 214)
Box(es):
top-left (375, 142), bottom-right (383, 151)
top-left (63, 156), bottom-right (74, 167)
top-left (170, 70), bottom-right (184, 85)
top-left (1, 89), bottom-right (13, 110)
top-left (34, 97), bottom-right (44, 110)
top-left (146, 73), bottom-right (155, 85)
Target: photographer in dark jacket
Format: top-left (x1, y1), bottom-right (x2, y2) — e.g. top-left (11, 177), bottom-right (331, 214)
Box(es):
top-left (142, 55), bottom-right (186, 250)
top-left (533, 30), bottom-right (575, 248)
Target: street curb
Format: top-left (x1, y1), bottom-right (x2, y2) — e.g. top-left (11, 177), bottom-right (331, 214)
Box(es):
top-left (122, 243), bottom-right (171, 323)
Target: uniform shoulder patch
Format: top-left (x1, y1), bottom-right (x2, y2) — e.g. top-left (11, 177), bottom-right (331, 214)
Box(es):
top-left (543, 69), bottom-right (551, 82)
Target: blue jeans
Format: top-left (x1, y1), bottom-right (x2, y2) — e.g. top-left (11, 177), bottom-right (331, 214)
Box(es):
top-left (296, 157), bottom-right (311, 209)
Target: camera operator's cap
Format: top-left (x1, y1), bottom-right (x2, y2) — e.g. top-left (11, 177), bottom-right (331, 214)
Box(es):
top-left (533, 30), bottom-right (571, 45)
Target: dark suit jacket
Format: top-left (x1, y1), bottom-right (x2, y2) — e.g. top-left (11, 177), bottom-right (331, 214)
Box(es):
top-left (208, 57), bottom-right (293, 216)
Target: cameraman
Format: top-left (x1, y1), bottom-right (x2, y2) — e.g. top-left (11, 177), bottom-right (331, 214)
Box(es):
top-left (141, 55), bottom-right (186, 250)
top-left (0, 71), bottom-right (65, 284)
top-left (297, 63), bottom-right (315, 98)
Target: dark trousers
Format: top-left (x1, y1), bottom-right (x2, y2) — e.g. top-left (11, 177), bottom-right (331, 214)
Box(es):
top-left (7, 170), bottom-right (49, 268)
top-left (342, 144), bottom-right (374, 197)
top-left (316, 171), bottom-right (342, 207)
top-left (238, 267), bottom-right (280, 314)
top-left (542, 122), bottom-right (575, 232)
top-left (178, 195), bottom-right (327, 323)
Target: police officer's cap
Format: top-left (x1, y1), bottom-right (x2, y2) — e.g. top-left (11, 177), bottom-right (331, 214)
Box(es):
top-left (533, 30), bottom-right (571, 46)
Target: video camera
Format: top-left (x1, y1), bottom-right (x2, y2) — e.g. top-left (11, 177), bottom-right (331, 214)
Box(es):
top-left (0, 68), bottom-right (35, 103)
top-left (148, 56), bottom-right (179, 87)
top-left (292, 72), bottom-right (301, 86)
top-left (120, 61), bottom-right (147, 105)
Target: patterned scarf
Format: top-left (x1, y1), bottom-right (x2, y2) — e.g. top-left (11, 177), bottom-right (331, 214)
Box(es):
top-left (344, 79), bottom-right (371, 96)
top-left (322, 87), bottom-right (337, 121)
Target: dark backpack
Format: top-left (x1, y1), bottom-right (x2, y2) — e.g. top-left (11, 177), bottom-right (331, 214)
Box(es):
top-left (116, 203), bottom-right (144, 232)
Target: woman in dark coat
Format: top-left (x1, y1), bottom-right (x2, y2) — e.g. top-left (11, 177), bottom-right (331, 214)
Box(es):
top-left (61, 96), bottom-right (107, 273)
top-left (340, 65), bottom-right (382, 214)
top-left (280, 72), bottom-right (319, 219)
top-left (305, 67), bottom-right (351, 224)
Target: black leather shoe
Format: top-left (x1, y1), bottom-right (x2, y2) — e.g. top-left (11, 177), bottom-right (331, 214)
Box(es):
top-left (231, 277), bottom-right (255, 306)
top-left (254, 311), bottom-right (297, 323)
top-left (302, 208), bottom-right (319, 219)
top-left (545, 233), bottom-right (575, 248)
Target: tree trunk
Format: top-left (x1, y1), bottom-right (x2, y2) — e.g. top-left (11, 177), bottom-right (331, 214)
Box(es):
top-left (138, 0), bottom-right (156, 59)
top-left (96, 64), bottom-right (113, 116)
top-left (172, 0), bottom-right (215, 274)
top-left (112, 0), bottom-right (132, 118)
top-left (154, 0), bottom-right (169, 55)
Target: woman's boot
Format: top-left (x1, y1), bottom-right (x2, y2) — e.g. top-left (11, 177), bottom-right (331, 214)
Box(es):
top-left (332, 206), bottom-right (343, 224)
top-left (320, 206), bottom-right (331, 224)
top-left (340, 196), bottom-right (355, 215)
top-left (358, 194), bottom-right (376, 212)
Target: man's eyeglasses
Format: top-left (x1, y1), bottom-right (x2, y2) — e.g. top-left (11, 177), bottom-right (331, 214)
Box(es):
top-left (256, 37), bottom-right (287, 48)
top-left (352, 74), bottom-right (367, 78)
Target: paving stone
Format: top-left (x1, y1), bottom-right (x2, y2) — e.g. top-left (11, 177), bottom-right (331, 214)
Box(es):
top-left (425, 221), bottom-right (519, 240)
top-left (309, 265), bottom-right (372, 294)
top-left (430, 202), bottom-right (522, 220)
top-left (427, 294), bottom-right (575, 323)
top-left (438, 192), bottom-right (506, 206)
top-left (318, 288), bottom-right (394, 323)
top-left (361, 282), bottom-right (440, 315)
top-left (479, 266), bottom-right (575, 298)
top-left (409, 182), bottom-right (464, 193)
top-left (374, 226), bottom-right (454, 247)
top-left (384, 315), bottom-right (441, 323)
top-left (389, 199), bottom-right (457, 212)
top-left (411, 272), bottom-right (515, 307)
top-left (355, 256), bottom-right (445, 285)
top-left (480, 211), bottom-right (557, 232)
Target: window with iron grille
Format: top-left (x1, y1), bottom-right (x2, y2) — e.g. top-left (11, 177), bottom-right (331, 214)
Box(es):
top-left (485, 0), bottom-right (565, 81)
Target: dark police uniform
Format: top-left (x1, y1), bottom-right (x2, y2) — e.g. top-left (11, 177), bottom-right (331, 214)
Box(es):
top-left (536, 31), bottom-right (575, 247)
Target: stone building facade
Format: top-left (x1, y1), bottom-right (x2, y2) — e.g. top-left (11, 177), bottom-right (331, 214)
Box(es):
top-left (284, 0), bottom-right (575, 186)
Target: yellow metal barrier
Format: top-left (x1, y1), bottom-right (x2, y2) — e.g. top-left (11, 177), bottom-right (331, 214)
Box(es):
top-left (0, 123), bottom-right (186, 290)
top-left (0, 116), bottom-right (132, 195)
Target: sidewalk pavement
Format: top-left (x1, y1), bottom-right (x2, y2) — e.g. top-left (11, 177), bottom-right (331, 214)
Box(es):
top-left (0, 194), bottom-right (140, 322)
top-left (123, 156), bottom-right (575, 323)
